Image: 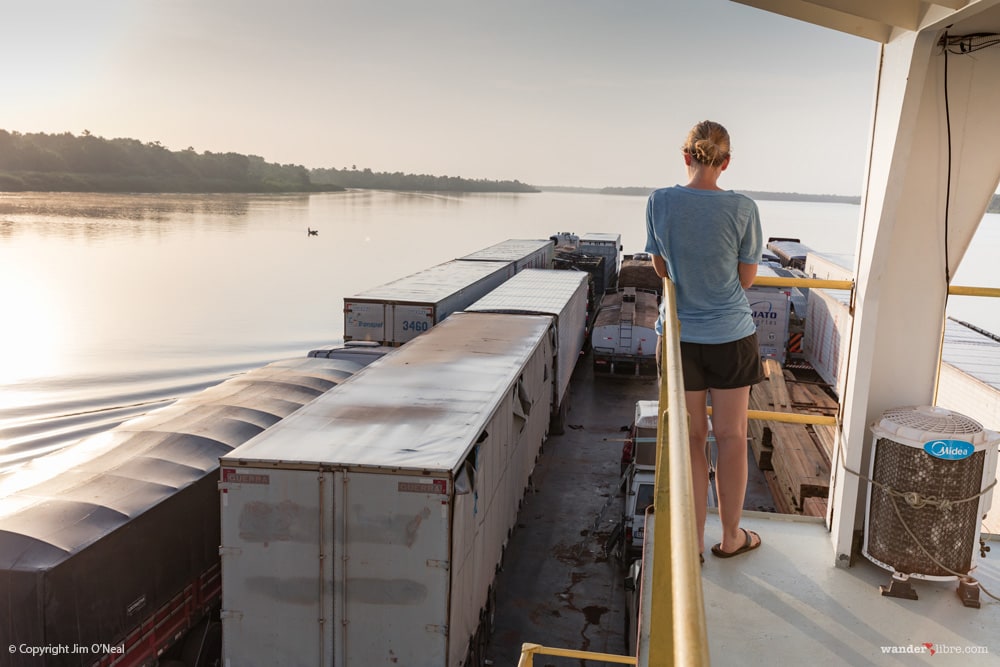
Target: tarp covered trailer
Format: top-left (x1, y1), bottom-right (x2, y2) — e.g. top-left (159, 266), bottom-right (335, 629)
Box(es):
top-left (0, 356), bottom-right (375, 667)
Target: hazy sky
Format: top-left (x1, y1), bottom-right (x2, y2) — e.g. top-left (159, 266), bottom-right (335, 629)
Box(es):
top-left (3, 0), bottom-right (880, 194)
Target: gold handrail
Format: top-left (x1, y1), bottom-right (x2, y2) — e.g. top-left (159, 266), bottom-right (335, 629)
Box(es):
top-left (947, 285), bottom-right (1000, 298)
top-left (516, 643), bottom-right (637, 666)
top-left (753, 274), bottom-right (1000, 299)
top-left (705, 406), bottom-right (838, 427)
top-left (644, 277), bottom-right (710, 666)
top-left (752, 275), bottom-right (853, 290)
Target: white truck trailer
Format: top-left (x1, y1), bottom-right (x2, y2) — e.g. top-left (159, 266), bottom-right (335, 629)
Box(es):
top-left (343, 259), bottom-right (514, 346)
top-left (219, 312), bottom-right (555, 667)
top-left (465, 268), bottom-right (588, 434)
top-left (458, 238), bottom-right (554, 271)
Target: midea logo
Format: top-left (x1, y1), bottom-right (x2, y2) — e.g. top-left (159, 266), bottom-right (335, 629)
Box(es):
top-left (922, 439), bottom-right (974, 460)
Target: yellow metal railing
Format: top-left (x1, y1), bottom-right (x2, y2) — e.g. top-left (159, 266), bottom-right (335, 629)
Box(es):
top-left (756, 274), bottom-right (1000, 298)
top-left (516, 644), bottom-right (637, 666)
top-left (947, 285), bottom-right (1000, 298)
top-left (644, 277), bottom-right (711, 666)
top-left (753, 275), bottom-right (854, 291)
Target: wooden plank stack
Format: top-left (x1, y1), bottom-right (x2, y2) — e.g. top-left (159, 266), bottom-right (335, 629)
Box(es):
top-left (748, 359), bottom-right (838, 514)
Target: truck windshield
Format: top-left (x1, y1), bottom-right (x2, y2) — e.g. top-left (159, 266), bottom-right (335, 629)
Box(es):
top-left (635, 483), bottom-right (654, 516)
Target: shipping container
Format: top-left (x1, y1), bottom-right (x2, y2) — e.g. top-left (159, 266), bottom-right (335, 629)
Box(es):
top-left (0, 357), bottom-right (370, 667)
top-left (580, 232), bottom-right (622, 292)
top-left (343, 259), bottom-right (513, 346)
top-left (459, 238), bottom-right (554, 271)
top-left (803, 287), bottom-right (852, 394)
top-left (219, 312), bottom-right (555, 667)
top-left (465, 268), bottom-right (589, 434)
top-left (746, 286), bottom-right (792, 365)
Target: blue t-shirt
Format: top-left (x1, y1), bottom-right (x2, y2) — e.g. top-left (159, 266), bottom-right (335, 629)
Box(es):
top-left (645, 185), bottom-right (762, 343)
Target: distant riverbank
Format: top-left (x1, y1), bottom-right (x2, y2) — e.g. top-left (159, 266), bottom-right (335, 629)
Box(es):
top-left (0, 130), bottom-right (536, 195)
top-left (542, 184), bottom-right (1000, 212)
top-left (541, 184), bottom-right (862, 205)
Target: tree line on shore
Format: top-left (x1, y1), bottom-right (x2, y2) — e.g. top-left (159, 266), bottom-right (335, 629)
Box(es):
top-left (0, 130), bottom-right (536, 194)
top-left (0, 130), bottom-right (333, 193)
top-left (597, 185), bottom-right (1000, 212)
top-left (310, 166), bottom-right (538, 193)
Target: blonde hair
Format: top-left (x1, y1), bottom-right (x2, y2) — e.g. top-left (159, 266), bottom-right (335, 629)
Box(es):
top-left (682, 120), bottom-right (731, 167)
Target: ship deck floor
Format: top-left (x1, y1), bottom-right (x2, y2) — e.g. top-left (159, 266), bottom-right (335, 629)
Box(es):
top-left (486, 356), bottom-right (1000, 666)
top-left (697, 510), bottom-right (999, 666)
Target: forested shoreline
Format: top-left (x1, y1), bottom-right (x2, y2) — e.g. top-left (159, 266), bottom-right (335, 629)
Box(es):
top-left (0, 130), bottom-right (336, 193)
top-left (310, 167), bottom-right (538, 193)
top-left (0, 130), bottom-right (537, 194)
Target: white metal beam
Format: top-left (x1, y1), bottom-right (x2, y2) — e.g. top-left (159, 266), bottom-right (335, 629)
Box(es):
top-left (732, 0), bottom-right (893, 41)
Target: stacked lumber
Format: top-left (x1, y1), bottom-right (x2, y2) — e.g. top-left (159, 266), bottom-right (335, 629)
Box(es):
top-left (802, 496), bottom-right (829, 518)
top-left (748, 359), bottom-right (838, 514)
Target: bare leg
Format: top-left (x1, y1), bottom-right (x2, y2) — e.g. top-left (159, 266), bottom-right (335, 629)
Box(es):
top-left (685, 390), bottom-right (710, 554)
top-left (708, 385), bottom-right (760, 553)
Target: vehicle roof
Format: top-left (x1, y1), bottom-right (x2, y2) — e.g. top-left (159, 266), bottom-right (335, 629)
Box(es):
top-left (459, 238), bottom-right (553, 262)
top-left (466, 268), bottom-right (587, 316)
top-left (349, 259), bottom-right (511, 301)
top-left (0, 357), bottom-right (360, 570)
top-left (223, 312), bottom-right (551, 472)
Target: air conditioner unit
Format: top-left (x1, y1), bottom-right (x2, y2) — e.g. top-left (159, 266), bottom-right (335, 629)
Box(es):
top-left (864, 406), bottom-right (998, 595)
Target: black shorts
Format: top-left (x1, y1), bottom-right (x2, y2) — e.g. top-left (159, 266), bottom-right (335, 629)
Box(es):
top-left (679, 333), bottom-right (764, 391)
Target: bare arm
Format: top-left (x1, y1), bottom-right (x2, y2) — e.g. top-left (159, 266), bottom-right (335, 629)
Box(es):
top-left (738, 262), bottom-right (757, 289)
top-left (652, 254), bottom-right (668, 279)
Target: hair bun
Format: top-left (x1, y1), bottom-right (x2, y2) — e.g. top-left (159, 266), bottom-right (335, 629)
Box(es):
top-left (682, 121), bottom-right (731, 167)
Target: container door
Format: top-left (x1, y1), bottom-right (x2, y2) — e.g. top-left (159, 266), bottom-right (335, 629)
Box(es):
top-left (221, 467), bottom-right (335, 667)
top-left (345, 301), bottom-right (387, 344)
top-left (392, 305), bottom-right (433, 344)
top-left (340, 473), bottom-right (451, 666)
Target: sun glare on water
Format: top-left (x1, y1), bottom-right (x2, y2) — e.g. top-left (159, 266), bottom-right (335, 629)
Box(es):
top-left (0, 272), bottom-right (64, 391)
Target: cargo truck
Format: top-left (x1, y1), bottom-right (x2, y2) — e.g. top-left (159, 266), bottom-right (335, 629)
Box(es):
top-left (0, 356), bottom-right (376, 667)
top-left (458, 238), bottom-right (554, 271)
top-left (465, 268), bottom-right (589, 434)
top-left (219, 312), bottom-right (555, 667)
top-left (343, 259), bottom-right (514, 346)
top-left (591, 287), bottom-right (659, 377)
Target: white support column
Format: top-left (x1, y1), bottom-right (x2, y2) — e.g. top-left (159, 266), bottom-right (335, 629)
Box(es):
top-left (831, 22), bottom-right (1000, 565)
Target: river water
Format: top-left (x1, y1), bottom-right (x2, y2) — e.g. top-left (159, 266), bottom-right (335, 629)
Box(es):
top-left (1, 190), bottom-right (998, 471)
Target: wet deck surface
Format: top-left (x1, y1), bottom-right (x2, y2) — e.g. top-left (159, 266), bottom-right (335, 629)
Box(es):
top-left (484, 359), bottom-right (784, 665)
top-left (484, 356), bottom-right (1000, 666)
top-left (486, 361), bottom-right (653, 665)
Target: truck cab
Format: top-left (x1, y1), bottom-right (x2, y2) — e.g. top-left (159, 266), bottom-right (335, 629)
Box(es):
top-left (621, 400), bottom-right (658, 560)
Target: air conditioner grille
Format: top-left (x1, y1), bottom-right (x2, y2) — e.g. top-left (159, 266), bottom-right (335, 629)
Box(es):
top-left (880, 406), bottom-right (982, 436)
top-left (867, 437), bottom-right (983, 577)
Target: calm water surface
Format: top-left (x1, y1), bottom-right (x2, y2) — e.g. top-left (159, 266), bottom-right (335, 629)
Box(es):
top-left (0, 190), bottom-right (997, 470)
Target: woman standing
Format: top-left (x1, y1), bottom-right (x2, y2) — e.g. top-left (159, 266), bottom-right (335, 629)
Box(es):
top-left (644, 120), bottom-right (764, 561)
